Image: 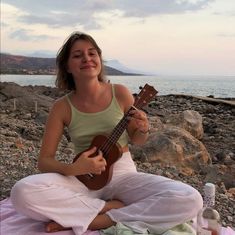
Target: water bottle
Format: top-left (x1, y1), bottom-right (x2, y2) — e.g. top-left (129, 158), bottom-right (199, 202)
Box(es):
top-left (197, 183), bottom-right (221, 235)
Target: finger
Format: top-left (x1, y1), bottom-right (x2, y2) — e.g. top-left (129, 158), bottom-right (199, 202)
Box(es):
top-left (132, 111), bottom-right (147, 121)
top-left (93, 150), bottom-right (104, 159)
top-left (135, 119), bottom-right (148, 128)
top-left (95, 166), bottom-right (106, 174)
top-left (83, 147), bottom-right (97, 157)
top-left (93, 155), bottom-right (107, 167)
top-left (141, 122), bottom-right (149, 130)
top-left (97, 165), bottom-right (106, 171)
top-left (138, 112), bottom-right (147, 120)
top-left (98, 157), bottom-right (107, 167)
top-left (94, 170), bottom-right (102, 175)
top-left (130, 109), bottom-right (145, 115)
top-left (102, 157), bottom-right (107, 166)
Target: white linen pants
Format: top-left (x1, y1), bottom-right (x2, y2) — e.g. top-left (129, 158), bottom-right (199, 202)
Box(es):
top-left (10, 152), bottom-right (203, 235)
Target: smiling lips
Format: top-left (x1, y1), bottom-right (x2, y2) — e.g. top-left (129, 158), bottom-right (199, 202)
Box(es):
top-left (80, 64), bottom-right (95, 70)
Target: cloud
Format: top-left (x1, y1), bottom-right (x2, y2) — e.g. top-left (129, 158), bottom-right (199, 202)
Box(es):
top-left (2, 0), bottom-right (214, 30)
top-left (2, 0), bottom-right (111, 29)
top-left (113, 0), bottom-right (214, 17)
top-left (213, 11), bottom-right (235, 17)
top-left (10, 29), bottom-right (58, 41)
top-left (18, 11), bottom-right (103, 29)
top-left (217, 33), bottom-right (235, 38)
top-left (1, 22), bottom-right (9, 27)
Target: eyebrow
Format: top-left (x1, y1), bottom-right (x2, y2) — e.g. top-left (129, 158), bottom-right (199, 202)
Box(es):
top-left (71, 48), bottom-right (97, 54)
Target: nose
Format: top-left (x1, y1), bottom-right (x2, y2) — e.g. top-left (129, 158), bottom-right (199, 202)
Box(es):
top-left (82, 52), bottom-right (91, 62)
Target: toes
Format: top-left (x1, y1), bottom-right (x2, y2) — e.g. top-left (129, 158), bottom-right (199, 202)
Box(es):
top-left (45, 221), bottom-right (71, 233)
top-left (45, 221), bottom-right (62, 233)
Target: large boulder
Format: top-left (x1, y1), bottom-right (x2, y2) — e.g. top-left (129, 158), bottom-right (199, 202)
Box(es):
top-left (165, 110), bottom-right (204, 140)
top-left (148, 116), bottom-right (164, 132)
top-left (0, 82), bottom-right (53, 111)
top-left (130, 126), bottom-right (210, 175)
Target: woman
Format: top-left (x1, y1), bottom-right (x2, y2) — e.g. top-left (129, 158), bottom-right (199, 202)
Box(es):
top-left (11, 32), bottom-right (203, 234)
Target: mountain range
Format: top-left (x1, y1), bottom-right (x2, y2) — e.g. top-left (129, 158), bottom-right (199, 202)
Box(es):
top-left (104, 59), bottom-right (146, 74)
top-left (0, 53), bottom-right (141, 76)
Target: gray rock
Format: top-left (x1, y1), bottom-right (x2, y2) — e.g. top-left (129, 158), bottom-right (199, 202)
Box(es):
top-left (165, 110), bottom-right (204, 139)
top-left (131, 126), bottom-right (210, 175)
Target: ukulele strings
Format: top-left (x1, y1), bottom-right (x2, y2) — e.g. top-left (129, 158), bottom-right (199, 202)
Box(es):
top-left (99, 96), bottom-right (144, 155)
top-left (101, 87), bottom-right (155, 154)
top-left (98, 86), bottom-right (156, 156)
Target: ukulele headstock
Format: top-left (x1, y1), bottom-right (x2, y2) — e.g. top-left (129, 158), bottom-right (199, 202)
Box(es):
top-left (134, 84), bottom-right (158, 109)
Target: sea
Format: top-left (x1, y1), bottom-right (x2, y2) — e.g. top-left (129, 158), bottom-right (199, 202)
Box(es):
top-left (1, 74), bottom-right (235, 98)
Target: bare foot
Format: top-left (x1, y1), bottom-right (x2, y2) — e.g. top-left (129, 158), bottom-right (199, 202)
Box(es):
top-left (100, 199), bottom-right (125, 214)
top-left (45, 221), bottom-right (71, 233)
top-left (45, 200), bottom-right (124, 232)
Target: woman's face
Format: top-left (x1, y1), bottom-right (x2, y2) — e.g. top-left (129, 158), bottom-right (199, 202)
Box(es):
top-left (67, 39), bottom-right (102, 80)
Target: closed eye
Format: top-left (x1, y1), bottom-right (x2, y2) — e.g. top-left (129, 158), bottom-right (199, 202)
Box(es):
top-left (89, 53), bottom-right (97, 56)
top-left (73, 54), bottom-right (82, 58)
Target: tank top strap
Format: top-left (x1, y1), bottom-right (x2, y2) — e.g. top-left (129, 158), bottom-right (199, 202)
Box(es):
top-left (111, 83), bottom-right (115, 96)
top-left (65, 93), bottom-right (73, 107)
top-left (111, 84), bottom-right (121, 109)
top-left (66, 84), bottom-right (128, 154)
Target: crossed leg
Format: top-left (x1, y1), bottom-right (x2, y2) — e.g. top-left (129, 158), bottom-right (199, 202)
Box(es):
top-left (45, 199), bottom-right (124, 233)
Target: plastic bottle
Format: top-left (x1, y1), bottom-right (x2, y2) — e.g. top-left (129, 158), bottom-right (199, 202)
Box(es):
top-left (197, 183), bottom-right (221, 235)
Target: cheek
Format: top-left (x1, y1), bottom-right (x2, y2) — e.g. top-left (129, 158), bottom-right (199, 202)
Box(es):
top-left (96, 59), bottom-right (102, 70)
top-left (67, 60), bottom-right (77, 73)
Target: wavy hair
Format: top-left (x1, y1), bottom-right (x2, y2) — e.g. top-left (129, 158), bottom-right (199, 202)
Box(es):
top-left (55, 32), bottom-right (106, 90)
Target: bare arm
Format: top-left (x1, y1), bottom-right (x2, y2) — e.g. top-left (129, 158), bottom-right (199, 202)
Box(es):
top-left (38, 97), bottom-right (106, 176)
top-left (114, 84), bottom-right (150, 145)
top-left (38, 98), bottom-right (74, 175)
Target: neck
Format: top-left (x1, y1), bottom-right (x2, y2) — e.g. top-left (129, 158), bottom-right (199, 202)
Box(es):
top-left (74, 79), bottom-right (102, 100)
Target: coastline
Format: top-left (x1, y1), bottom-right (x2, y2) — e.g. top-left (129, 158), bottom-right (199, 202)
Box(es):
top-left (166, 93), bottom-right (235, 106)
top-left (0, 82), bottom-right (234, 228)
top-left (1, 74), bottom-right (235, 99)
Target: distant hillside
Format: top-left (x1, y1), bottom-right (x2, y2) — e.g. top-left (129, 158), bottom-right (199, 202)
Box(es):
top-left (105, 59), bottom-right (145, 75)
top-left (0, 53), bottom-right (139, 76)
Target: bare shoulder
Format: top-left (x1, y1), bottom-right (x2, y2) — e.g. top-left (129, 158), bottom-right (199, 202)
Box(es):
top-left (51, 95), bottom-right (68, 111)
top-left (48, 95), bottom-right (71, 126)
top-left (113, 84), bottom-right (133, 98)
top-left (113, 84), bottom-right (134, 112)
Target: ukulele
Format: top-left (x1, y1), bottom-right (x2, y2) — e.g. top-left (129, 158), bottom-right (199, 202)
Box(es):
top-left (73, 84), bottom-right (158, 190)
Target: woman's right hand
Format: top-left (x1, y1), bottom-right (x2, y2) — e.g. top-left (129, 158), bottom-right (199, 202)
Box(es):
top-left (72, 147), bottom-right (107, 175)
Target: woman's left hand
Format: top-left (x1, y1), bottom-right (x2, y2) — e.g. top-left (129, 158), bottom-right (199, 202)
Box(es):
top-left (129, 109), bottom-right (149, 134)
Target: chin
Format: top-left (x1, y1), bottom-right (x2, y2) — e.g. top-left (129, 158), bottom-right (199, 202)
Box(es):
top-left (82, 72), bottom-right (100, 78)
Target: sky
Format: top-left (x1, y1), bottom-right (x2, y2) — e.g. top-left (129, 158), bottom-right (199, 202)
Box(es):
top-left (1, 0), bottom-right (235, 76)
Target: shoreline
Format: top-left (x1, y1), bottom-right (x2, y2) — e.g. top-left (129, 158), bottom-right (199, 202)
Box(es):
top-left (1, 81), bottom-right (235, 100)
top-left (166, 93), bottom-right (235, 105)
top-left (1, 73), bottom-right (235, 99)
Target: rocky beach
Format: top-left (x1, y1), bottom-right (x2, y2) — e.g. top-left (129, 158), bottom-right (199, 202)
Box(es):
top-left (0, 81), bottom-right (234, 229)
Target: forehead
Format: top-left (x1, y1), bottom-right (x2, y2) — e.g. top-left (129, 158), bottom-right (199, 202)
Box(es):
top-left (70, 39), bottom-right (96, 52)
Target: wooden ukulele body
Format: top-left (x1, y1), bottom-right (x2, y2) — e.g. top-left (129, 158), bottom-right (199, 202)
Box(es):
top-left (73, 135), bottom-right (123, 190)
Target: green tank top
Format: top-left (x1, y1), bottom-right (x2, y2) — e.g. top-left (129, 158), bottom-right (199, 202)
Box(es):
top-left (66, 84), bottom-right (129, 154)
